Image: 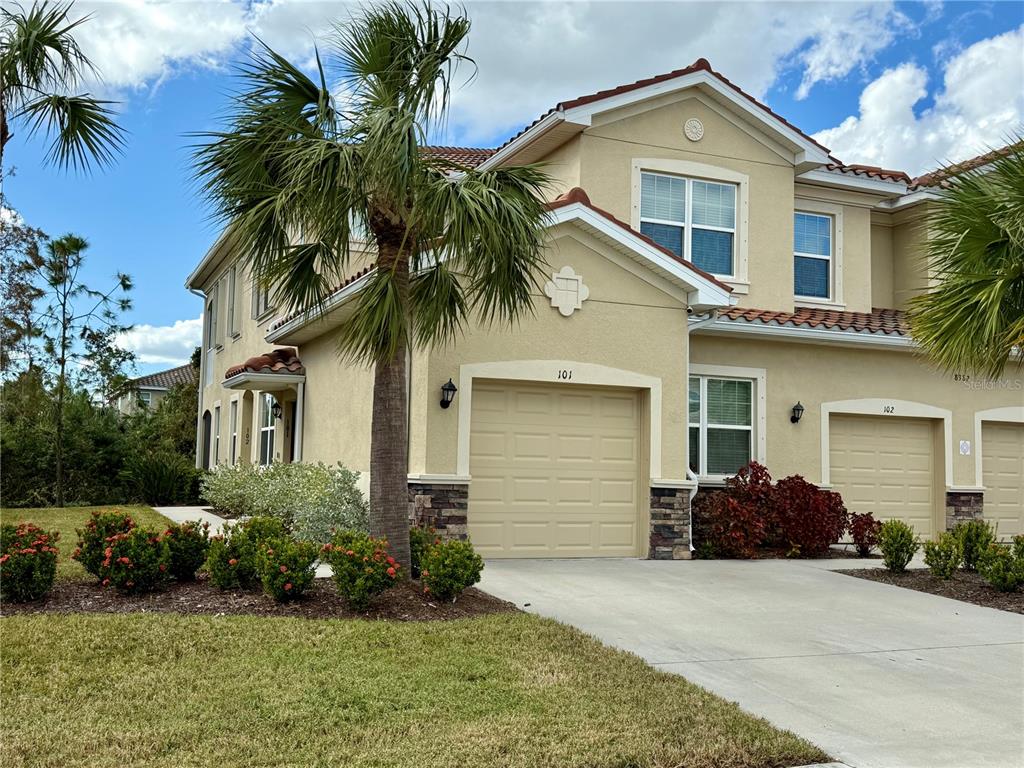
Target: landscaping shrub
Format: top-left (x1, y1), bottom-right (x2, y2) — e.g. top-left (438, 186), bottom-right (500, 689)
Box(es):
top-left (200, 463), bottom-right (368, 541)
top-left (0, 523), bottom-right (60, 602)
top-left (977, 543), bottom-right (1024, 593)
top-left (769, 475), bottom-right (848, 557)
top-left (163, 521), bottom-right (211, 581)
top-left (99, 528), bottom-right (170, 594)
top-left (257, 537), bottom-right (318, 601)
top-left (849, 512), bottom-right (882, 557)
top-left (878, 519), bottom-right (919, 573)
top-left (1013, 535), bottom-right (1024, 561)
top-left (693, 491), bottom-right (767, 559)
top-left (953, 519), bottom-right (996, 572)
top-left (73, 509), bottom-right (136, 579)
top-left (420, 539), bottom-right (484, 601)
top-left (322, 531), bottom-right (400, 610)
top-left (206, 516), bottom-right (288, 589)
top-left (409, 525), bottom-right (439, 579)
top-left (123, 451), bottom-right (202, 506)
top-left (923, 532), bottom-right (962, 579)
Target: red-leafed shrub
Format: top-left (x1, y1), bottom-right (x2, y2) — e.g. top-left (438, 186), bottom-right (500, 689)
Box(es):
top-left (770, 475), bottom-right (848, 557)
top-left (694, 490), bottom-right (768, 559)
top-left (0, 523), bottom-right (60, 602)
top-left (727, 461), bottom-right (775, 509)
top-left (99, 528), bottom-right (170, 594)
top-left (849, 512), bottom-right (882, 557)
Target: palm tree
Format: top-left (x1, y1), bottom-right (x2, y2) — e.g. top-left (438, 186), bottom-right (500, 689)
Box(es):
top-left (0, 1), bottom-right (125, 173)
top-left (909, 141), bottom-right (1024, 379)
top-left (193, 2), bottom-right (551, 569)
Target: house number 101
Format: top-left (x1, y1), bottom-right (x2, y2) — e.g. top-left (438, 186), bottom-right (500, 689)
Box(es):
top-left (557, 369), bottom-right (573, 380)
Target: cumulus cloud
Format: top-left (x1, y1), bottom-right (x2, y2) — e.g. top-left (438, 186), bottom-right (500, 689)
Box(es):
top-left (116, 316), bottom-right (202, 365)
top-left (814, 26), bottom-right (1024, 176)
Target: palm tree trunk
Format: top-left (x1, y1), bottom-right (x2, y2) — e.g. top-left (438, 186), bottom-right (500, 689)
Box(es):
top-left (368, 239), bottom-right (411, 572)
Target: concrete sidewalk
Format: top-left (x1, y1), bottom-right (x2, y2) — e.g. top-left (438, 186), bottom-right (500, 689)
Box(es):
top-left (479, 558), bottom-right (1024, 768)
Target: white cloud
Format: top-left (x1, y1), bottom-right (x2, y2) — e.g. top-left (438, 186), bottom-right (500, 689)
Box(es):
top-left (813, 26), bottom-right (1024, 176)
top-left (71, 1), bottom-right (915, 142)
top-left (116, 316), bottom-right (202, 365)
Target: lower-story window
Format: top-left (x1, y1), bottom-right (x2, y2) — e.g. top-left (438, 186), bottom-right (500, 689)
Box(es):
top-left (259, 393), bottom-right (276, 466)
top-left (689, 375), bottom-right (753, 477)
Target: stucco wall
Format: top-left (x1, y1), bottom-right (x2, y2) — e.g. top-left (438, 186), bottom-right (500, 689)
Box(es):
top-left (870, 218), bottom-right (895, 309)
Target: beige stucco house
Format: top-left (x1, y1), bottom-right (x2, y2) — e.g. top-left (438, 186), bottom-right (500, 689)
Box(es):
top-left (186, 59), bottom-right (1024, 559)
top-left (117, 363), bottom-right (196, 415)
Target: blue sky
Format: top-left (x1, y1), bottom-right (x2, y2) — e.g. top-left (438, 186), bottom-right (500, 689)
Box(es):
top-left (3, 1), bottom-right (1022, 375)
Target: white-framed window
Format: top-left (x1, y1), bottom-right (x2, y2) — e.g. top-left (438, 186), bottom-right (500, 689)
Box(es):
top-left (137, 391), bottom-right (152, 409)
top-left (229, 399), bottom-right (238, 464)
top-left (213, 405), bottom-right (221, 465)
top-left (259, 393), bottom-right (276, 466)
top-left (794, 212), bottom-right (832, 300)
top-left (689, 374), bottom-right (754, 478)
top-left (640, 171), bottom-right (737, 277)
top-left (252, 274), bottom-right (272, 319)
top-left (226, 266), bottom-right (238, 337)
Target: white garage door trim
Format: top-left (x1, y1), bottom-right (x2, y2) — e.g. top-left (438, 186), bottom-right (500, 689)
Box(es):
top-left (973, 406), bottom-right (1024, 487)
top-left (456, 360), bottom-right (678, 484)
top-left (820, 399), bottom-right (952, 487)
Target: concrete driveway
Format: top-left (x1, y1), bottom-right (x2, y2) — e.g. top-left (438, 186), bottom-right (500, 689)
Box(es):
top-left (479, 558), bottom-right (1024, 768)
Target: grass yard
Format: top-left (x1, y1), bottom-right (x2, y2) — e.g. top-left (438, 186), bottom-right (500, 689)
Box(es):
top-left (0, 506), bottom-right (171, 581)
top-left (1, 613), bottom-right (826, 768)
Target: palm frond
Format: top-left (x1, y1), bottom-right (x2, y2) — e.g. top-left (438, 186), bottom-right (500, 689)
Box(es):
top-left (20, 93), bottom-right (124, 169)
top-left (410, 262), bottom-right (468, 347)
top-left (334, 266), bottom-right (409, 363)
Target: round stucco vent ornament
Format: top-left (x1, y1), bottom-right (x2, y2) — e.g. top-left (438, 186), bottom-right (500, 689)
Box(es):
top-left (683, 117), bottom-right (704, 142)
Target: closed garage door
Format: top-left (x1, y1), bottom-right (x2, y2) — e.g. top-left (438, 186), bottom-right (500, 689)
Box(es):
top-left (830, 415), bottom-right (936, 539)
top-left (468, 381), bottom-right (641, 558)
top-left (982, 422), bottom-right (1024, 540)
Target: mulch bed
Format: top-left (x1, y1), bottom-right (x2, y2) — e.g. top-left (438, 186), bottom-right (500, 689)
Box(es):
top-left (0, 576), bottom-right (518, 621)
top-left (843, 568), bottom-right (1024, 614)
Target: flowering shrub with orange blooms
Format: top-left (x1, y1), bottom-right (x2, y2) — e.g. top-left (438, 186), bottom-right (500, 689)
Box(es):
top-left (256, 537), bottom-right (318, 602)
top-left (322, 530), bottom-right (400, 610)
top-left (206, 517), bottom-right (288, 590)
top-left (409, 525), bottom-right (440, 579)
top-left (420, 539), bottom-right (483, 601)
top-left (163, 520), bottom-right (210, 580)
top-left (0, 523), bottom-right (60, 602)
top-left (98, 528), bottom-right (170, 594)
top-left (73, 510), bottom-right (136, 579)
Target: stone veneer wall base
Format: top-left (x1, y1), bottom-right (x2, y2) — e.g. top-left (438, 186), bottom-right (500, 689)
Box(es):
top-left (945, 491), bottom-right (984, 532)
top-left (649, 487), bottom-right (691, 560)
top-left (408, 482), bottom-right (469, 540)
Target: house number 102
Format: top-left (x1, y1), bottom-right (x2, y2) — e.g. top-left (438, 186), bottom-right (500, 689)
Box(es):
top-left (557, 369), bottom-right (573, 380)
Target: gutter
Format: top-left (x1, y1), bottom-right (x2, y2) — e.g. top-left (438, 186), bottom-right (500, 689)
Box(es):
top-left (188, 287), bottom-right (206, 469)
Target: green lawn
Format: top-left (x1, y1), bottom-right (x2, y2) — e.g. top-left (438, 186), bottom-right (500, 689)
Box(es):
top-left (0, 505), bottom-right (171, 581)
top-left (1, 613), bottom-right (826, 768)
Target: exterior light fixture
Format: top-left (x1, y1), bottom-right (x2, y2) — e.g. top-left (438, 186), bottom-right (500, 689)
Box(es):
top-left (271, 400), bottom-right (283, 420)
top-left (440, 378), bottom-right (458, 409)
top-left (790, 401), bottom-right (805, 424)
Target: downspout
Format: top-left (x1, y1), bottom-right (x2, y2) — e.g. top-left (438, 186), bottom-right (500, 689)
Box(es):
top-left (685, 309), bottom-right (717, 552)
top-left (188, 287), bottom-right (206, 470)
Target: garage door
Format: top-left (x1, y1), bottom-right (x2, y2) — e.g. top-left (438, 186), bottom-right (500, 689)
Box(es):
top-left (468, 381), bottom-right (641, 558)
top-left (982, 422), bottom-right (1024, 540)
top-left (830, 415), bottom-right (936, 539)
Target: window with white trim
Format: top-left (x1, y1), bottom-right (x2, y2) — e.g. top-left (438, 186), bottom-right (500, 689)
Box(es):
top-left (640, 171), bottom-right (737, 276)
top-left (229, 399), bottom-right (238, 465)
top-left (226, 266), bottom-right (238, 337)
top-left (689, 375), bottom-right (753, 477)
top-left (259, 393), bottom-right (276, 466)
top-left (252, 275), bottom-right (272, 318)
top-left (213, 405), bottom-right (221, 465)
top-left (794, 212), bottom-right (832, 299)
top-left (138, 391), bottom-right (152, 408)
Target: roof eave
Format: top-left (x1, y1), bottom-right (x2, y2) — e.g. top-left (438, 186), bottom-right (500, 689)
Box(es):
top-left (797, 168), bottom-right (908, 197)
top-left (693, 316), bottom-right (913, 350)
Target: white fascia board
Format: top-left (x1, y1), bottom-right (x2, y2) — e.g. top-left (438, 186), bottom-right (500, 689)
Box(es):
top-left (185, 228), bottom-right (234, 290)
top-left (477, 111), bottom-right (568, 171)
top-left (264, 272), bottom-right (373, 343)
top-left (222, 372), bottom-right (306, 390)
top-left (797, 168), bottom-right (908, 197)
top-left (693, 317), bottom-right (914, 350)
top-left (549, 202), bottom-right (734, 309)
top-left (878, 189), bottom-right (941, 210)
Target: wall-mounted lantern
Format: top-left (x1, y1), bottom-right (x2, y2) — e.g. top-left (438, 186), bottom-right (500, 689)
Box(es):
top-left (271, 399), bottom-right (283, 420)
top-left (440, 378), bottom-right (458, 409)
top-left (790, 401), bottom-right (805, 424)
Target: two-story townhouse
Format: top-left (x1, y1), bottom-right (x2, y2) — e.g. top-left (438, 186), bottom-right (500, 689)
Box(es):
top-left (187, 59), bottom-right (1023, 559)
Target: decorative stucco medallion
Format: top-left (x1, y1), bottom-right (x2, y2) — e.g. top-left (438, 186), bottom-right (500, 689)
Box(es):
top-left (683, 117), bottom-right (704, 142)
top-left (544, 266), bottom-right (590, 317)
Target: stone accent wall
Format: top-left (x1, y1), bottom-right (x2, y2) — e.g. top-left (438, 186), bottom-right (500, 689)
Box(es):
top-left (649, 486), bottom-right (692, 560)
top-left (945, 491), bottom-right (984, 531)
top-left (408, 482), bottom-right (469, 540)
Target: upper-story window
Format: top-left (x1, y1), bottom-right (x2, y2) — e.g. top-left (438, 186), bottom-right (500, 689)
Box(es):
top-left (252, 276), bottom-right (273, 319)
top-left (225, 266), bottom-right (239, 337)
top-left (639, 171), bottom-right (737, 277)
top-left (138, 391), bottom-right (152, 409)
top-left (794, 212), bottom-right (832, 300)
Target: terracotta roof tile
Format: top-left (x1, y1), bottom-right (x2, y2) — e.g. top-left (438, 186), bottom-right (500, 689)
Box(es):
top-left (421, 146), bottom-right (495, 168)
top-left (911, 141), bottom-right (1024, 189)
top-left (132, 363), bottom-right (196, 390)
top-left (225, 348), bottom-right (304, 379)
top-left (824, 162), bottom-right (910, 184)
top-left (546, 187), bottom-right (732, 293)
top-left (717, 306), bottom-right (908, 336)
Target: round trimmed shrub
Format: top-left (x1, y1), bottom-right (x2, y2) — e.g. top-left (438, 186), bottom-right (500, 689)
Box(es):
top-left (73, 509), bottom-right (136, 579)
top-left (99, 528), bottom-right (170, 594)
top-left (206, 516), bottom-right (288, 590)
top-left (420, 539), bottom-right (484, 601)
top-left (769, 475), bottom-right (848, 557)
top-left (953, 519), bottom-right (996, 572)
top-left (0, 523), bottom-right (60, 602)
top-left (163, 520), bottom-right (211, 580)
top-left (923, 531), bottom-right (962, 579)
top-left (257, 537), bottom-right (318, 601)
top-left (322, 531), bottom-right (400, 610)
top-left (878, 519), bottom-right (919, 573)
top-left (978, 543), bottom-right (1024, 593)
top-left (849, 512), bottom-right (882, 557)
top-left (409, 525), bottom-right (439, 579)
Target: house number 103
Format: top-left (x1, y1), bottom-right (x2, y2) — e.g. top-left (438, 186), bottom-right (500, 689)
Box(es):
top-left (557, 369), bottom-right (573, 380)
